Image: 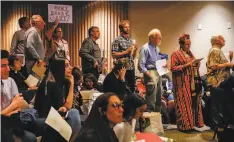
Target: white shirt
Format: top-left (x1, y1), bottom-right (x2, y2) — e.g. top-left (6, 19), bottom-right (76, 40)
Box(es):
top-left (1, 77), bottom-right (19, 110)
top-left (114, 122), bottom-right (132, 142)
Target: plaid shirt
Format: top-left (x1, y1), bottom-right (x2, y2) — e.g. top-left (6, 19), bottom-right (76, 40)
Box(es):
top-left (111, 35), bottom-right (134, 70)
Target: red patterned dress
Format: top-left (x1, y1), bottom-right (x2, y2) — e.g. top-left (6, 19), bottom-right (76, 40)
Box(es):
top-left (171, 49), bottom-right (204, 130)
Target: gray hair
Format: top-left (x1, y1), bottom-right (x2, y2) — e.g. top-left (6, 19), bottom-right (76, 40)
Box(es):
top-left (148, 29), bottom-right (161, 37)
top-left (30, 15), bottom-right (43, 26)
top-left (210, 35), bottom-right (223, 46)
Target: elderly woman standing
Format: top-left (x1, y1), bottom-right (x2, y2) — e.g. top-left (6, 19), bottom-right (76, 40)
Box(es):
top-left (207, 35), bottom-right (233, 86)
top-left (171, 34), bottom-right (204, 131)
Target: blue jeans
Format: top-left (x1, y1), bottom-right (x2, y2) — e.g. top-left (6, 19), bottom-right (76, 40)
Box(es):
top-left (40, 109), bottom-right (81, 141)
top-left (22, 130), bottom-right (37, 142)
top-left (66, 109), bottom-right (81, 138)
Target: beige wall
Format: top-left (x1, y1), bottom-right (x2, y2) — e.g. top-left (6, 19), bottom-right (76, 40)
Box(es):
top-left (129, 1), bottom-right (234, 76)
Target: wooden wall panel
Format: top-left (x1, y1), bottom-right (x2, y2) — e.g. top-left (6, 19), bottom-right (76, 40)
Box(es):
top-left (1, 1), bottom-right (128, 71)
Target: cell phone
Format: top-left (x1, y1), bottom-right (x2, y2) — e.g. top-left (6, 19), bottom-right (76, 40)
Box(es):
top-left (58, 111), bottom-right (68, 118)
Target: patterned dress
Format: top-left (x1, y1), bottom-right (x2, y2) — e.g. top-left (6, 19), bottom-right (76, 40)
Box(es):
top-left (171, 49), bottom-right (204, 130)
top-left (207, 47), bottom-right (230, 86)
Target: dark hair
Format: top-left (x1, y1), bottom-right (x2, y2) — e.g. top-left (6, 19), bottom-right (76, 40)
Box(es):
top-left (72, 66), bottom-right (83, 85)
top-left (179, 34), bottom-right (190, 46)
top-left (112, 58), bottom-right (130, 73)
top-left (76, 92), bottom-right (119, 142)
top-left (52, 27), bottom-right (62, 37)
top-left (1, 50), bottom-right (9, 59)
top-left (88, 26), bottom-right (98, 37)
top-left (119, 20), bottom-right (129, 32)
top-left (18, 17), bottom-right (29, 28)
top-left (8, 55), bottom-right (20, 66)
top-left (83, 73), bottom-right (97, 89)
top-left (123, 94), bottom-right (146, 121)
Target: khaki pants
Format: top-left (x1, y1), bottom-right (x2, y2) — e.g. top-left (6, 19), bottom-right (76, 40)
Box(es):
top-left (144, 70), bottom-right (162, 112)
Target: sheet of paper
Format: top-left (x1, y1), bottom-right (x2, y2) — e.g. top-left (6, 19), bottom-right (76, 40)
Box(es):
top-left (80, 91), bottom-right (93, 104)
top-left (32, 63), bottom-right (46, 79)
top-left (24, 74), bottom-right (39, 87)
top-left (45, 107), bottom-right (72, 142)
top-left (155, 59), bottom-right (169, 76)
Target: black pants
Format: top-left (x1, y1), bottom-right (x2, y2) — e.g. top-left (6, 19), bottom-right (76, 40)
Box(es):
top-left (125, 69), bottom-right (135, 93)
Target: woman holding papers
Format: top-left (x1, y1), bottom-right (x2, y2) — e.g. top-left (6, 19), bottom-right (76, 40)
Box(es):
top-left (171, 34), bottom-right (204, 131)
top-left (75, 92), bottom-right (123, 142)
top-left (34, 59), bottom-right (81, 141)
top-left (114, 94), bottom-right (147, 142)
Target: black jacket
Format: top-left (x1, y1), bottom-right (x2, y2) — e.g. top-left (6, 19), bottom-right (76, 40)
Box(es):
top-left (79, 37), bottom-right (102, 73)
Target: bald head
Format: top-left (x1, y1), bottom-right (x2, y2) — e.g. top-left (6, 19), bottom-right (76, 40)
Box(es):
top-left (148, 29), bottom-right (162, 46)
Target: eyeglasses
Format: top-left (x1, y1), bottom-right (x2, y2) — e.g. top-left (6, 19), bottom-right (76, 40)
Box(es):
top-left (1, 64), bottom-right (9, 68)
top-left (111, 102), bottom-right (124, 109)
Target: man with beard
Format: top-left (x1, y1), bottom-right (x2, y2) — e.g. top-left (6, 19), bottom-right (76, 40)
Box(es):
top-left (112, 20), bottom-right (138, 93)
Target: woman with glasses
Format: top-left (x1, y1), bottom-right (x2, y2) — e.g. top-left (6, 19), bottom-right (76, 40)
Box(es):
top-left (114, 94), bottom-right (147, 142)
top-left (75, 92), bottom-right (123, 142)
top-left (34, 59), bottom-right (81, 141)
top-left (171, 34), bottom-right (204, 132)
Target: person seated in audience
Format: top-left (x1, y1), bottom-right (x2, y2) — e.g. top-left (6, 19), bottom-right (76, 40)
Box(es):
top-left (161, 74), bottom-right (175, 124)
top-left (103, 59), bottom-right (129, 100)
top-left (135, 77), bottom-right (146, 97)
top-left (114, 94), bottom-right (147, 142)
top-left (98, 58), bottom-right (109, 84)
top-left (8, 54), bottom-right (28, 90)
top-left (75, 92), bottom-right (123, 142)
top-left (1, 50), bottom-right (36, 142)
top-left (34, 59), bottom-right (81, 141)
top-left (81, 73), bottom-right (100, 91)
top-left (72, 66), bottom-right (83, 112)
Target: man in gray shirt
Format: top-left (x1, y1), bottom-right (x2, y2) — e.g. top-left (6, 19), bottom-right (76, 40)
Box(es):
top-left (79, 26), bottom-right (102, 79)
top-left (10, 17), bottom-right (31, 55)
top-left (25, 15), bottom-right (45, 74)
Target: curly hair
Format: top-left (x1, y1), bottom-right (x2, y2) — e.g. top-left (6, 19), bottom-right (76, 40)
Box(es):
top-left (179, 34), bottom-right (190, 46)
top-left (119, 20), bottom-right (129, 32)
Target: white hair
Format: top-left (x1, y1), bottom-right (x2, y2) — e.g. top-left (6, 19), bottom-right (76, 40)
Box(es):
top-left (148, 29), bottom-right (161, 37)
top-left (30, 15), bottom-right (43, 26)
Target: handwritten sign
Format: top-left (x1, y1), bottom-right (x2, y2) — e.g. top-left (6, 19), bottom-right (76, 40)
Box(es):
top-left (48, 4), bottom-right (72, 23)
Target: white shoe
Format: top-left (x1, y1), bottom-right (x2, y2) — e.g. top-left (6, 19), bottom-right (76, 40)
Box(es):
top-left (194, 125), bottom-right (210, 132)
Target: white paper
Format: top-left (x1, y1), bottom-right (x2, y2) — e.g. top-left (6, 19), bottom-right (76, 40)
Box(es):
top-left (48, 4), bottom-right (72, 23)
top-left (24, 74), bottom-right (39, 87)
top-left (155, 59), bottom-right (169, 76)
top-left (131, 119), bottom-right (136, 134)
top-left (45, 107), bottom-right (72, 141)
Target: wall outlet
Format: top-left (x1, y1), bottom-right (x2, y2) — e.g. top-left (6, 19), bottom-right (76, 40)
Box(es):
top-left (197, 24), bottom-right (202, 30)
top-left (227, 22), bottom-right (231, 29)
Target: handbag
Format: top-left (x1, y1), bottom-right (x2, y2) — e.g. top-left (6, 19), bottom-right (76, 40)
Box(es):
top-left (142, 112), bottom-right (164, 136)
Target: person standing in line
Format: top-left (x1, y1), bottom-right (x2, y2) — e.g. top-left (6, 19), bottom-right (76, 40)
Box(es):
top-left (171, 34), bottom-right (205, 131)
top-left (138, 29), bottom-right (164, 112)
top-left (79, 26), bottom-right (103, 79)
top-left (10, 17), bottom-right (31, 55)
top-left (112, 20), bottom-right (139, 93)
top-left (25, 15), bottom-right (46, 74)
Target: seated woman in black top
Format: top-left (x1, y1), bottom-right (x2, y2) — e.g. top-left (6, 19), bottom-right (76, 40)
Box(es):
top-left (8, 55), bottom-right (29, 91)
top-left (75, 92), bottom-right (123, 142)
top-left (103, 59), bottom-right (129, 100)
top-left (34, 59), bottom-right (81, 141)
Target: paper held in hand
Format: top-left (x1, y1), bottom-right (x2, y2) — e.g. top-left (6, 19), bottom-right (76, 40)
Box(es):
top-left (155, 59), bottom-right (169, 76)
top-left (24, 74), bottom-right (39, 87)
top-left (45, 107), bottom-right (72, 141)
top-left (32, 62), bottom-right (46, 79)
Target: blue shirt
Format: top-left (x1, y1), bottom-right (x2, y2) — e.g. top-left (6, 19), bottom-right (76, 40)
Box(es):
top-left (138, 42), bottom-right (162, 74)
